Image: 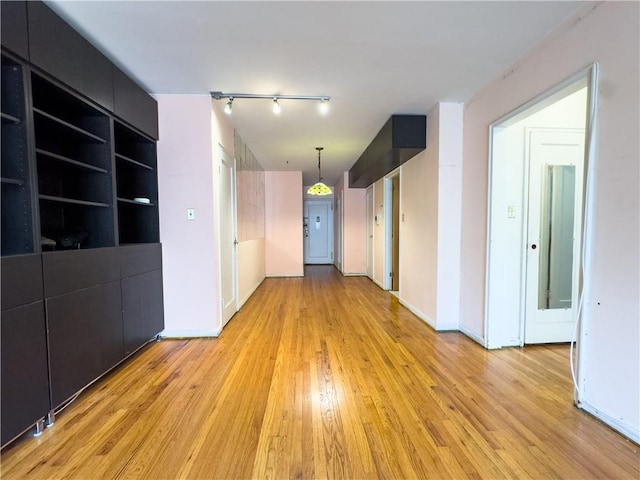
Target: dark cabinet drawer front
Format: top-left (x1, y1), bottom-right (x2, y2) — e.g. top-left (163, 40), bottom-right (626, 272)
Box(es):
top-left (119, 243), bottom-right (162, 278)
top-left (42, 248), bottom-right (119, 297)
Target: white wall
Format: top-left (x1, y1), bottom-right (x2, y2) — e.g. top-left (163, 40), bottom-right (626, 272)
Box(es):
top-left (265, 171), bottom-right (303, 276)
top-left (434, 103), bottom-right (463, 330)
top-left (156, 95), bottom-right (224, 337)
top-left (460, 2), bottom-right (639, 441)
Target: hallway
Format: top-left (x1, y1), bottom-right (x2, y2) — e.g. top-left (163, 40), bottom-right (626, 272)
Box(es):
top-left (2, 266), bottom-right (637, 479)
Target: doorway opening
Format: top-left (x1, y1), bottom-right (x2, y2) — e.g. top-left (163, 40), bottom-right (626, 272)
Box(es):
top-left (485, 65), bottom-right (598, 349)
top-left (384, 172), bottom-right (400, 292)
top-left (303, 199), bottom-right (333, 265)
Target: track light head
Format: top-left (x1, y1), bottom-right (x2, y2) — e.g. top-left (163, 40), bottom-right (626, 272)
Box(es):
top-left (272, 98), bottom-right (281, 115)
top-left (224, 98), bottom-right (233, 115)
top-left (319, 98), bottom-right (329, 115)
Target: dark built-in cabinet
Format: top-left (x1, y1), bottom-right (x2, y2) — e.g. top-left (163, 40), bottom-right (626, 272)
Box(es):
top-left (1, 1), bottom-right (164, 447)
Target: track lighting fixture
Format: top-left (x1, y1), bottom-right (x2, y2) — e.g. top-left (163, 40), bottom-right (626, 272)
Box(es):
top-left (307, 147), bottom-right (332, 196)
top-left (224, 98), bottom-right (233, 115)
top-left (210, 91), bottom-right (330, 116)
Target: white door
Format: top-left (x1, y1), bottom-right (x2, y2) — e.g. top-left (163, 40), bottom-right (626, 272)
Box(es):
top-left (366, 186), bottom-right (373, 278)
top-left (304, 200), bottom-right (333, 264)
top-left (525, 129), bottom-right (584, 343)
top-left (220, 148), bottom-right (237, 327)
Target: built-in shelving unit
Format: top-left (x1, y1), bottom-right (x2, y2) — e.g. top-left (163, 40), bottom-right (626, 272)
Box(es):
top-left (114, 120), bottom-right (159, 245)
top-left (1, 1), bottom-right (163, 449)
top-left (1, 54), bottom-right (34, 256)
top-left (31, 72), bottom-right (114, 250)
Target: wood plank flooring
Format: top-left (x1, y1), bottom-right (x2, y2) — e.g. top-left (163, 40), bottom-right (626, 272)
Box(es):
top-left (2, 265), bottom-right (638, 479)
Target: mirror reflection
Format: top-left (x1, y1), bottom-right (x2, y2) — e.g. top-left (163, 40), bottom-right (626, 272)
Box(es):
top-left (538, 164), bottom-right (576, 309)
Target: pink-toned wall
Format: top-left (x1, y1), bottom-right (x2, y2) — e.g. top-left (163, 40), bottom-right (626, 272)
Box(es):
top-left (156, 95), bottom-right (230, 336)
top-left (399, 106), bottom-right (439, 325)
top-left (265, 171), bottom-right (303, 276)
top-left (333, 172), bottom-right (366, 275)
top-left (460, 2), bottom-right (639, 440)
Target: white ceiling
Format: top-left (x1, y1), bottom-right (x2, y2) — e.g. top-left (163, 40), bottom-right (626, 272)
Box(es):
top-left (47, 1), bottom-right (587, 186)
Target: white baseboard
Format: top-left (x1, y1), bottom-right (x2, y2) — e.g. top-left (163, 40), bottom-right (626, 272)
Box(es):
top-left (160, 329), bottom-right (220, 339)
top-left (459, 325), bottom-right (485, 347)
top-left (342, 272), bottom-right (366, 277)
top-left (266, 273), bottom-right (303, 278)
top-left (398, 297), bottom-right (436, 330)
top-left (436, 322), bottom-right (460, 332)
top-left (579, 401), bottom-right (640, 444)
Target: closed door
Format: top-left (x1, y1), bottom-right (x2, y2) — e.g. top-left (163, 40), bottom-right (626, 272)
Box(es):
top-left (525, 129), bottom-right (585, 344)
top-left (304, 200), bottom-right (333, 264)
top-left (220, 148), bottom-right (237, 327)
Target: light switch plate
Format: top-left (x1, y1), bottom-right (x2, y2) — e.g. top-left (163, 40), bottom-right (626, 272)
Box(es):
top-left (187, 208), bottom-right (195, 220)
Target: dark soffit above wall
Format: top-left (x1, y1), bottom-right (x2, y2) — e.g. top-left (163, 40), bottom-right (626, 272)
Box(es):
top-left (349, 114), bottom-right (426, 189)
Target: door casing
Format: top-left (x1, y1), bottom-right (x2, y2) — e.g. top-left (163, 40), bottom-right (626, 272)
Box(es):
top-left (219, 145), bottom-right (238, 328)
top-left (485, 64), bottom-right (598, 350)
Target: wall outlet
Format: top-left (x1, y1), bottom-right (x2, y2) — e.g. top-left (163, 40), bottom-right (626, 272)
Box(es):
top-left (187, 208), bottom-right (195, 220)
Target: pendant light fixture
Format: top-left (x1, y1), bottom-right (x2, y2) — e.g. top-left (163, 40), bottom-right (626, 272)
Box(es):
top-left (307, 147), bottom-right (332, 196)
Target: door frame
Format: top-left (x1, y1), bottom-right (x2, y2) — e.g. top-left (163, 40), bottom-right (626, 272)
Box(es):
top-left (365, 185), bottom-right (374, 279)
top-left (218, 144), bottom-right (238, 329)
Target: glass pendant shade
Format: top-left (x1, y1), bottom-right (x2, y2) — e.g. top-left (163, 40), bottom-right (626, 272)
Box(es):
top-left (307, 147), bottom-right (332, 195)
top-left (307, 182), bottom-right (332, 196)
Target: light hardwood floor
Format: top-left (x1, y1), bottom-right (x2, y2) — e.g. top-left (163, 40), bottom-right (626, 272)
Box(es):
top-left (2, 265), bottom-right (638, 479)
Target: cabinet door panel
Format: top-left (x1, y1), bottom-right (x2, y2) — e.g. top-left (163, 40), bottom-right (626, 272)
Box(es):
top-left (1, 302), bottom-right (50, 446)
top-left (27, 2), bottom-right (114, 111)
top-left (46, 281), bottom-right (123, 408)
top-left (113, 67), bottom-right (158, 139)
top-left (1, 254), bottom-right (43, 311)
top-left (1, 1), bottom-right (29, 60)
top-left (122, 269), bottom-right (164, 356)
